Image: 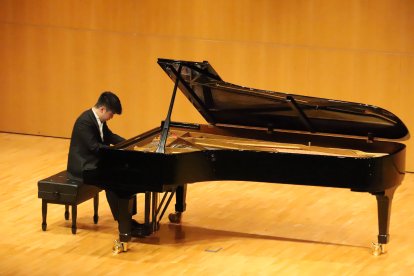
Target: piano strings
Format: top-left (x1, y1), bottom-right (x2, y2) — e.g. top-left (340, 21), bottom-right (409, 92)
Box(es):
top-left (132, 130), bottom-right (387, 158)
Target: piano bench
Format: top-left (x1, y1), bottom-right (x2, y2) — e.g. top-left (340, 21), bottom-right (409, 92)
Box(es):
top-left (37, 170), bottom-right (102, 234)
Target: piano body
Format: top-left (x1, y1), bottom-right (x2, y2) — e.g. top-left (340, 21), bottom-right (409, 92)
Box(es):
top-left (84, 58), bottom-right (409, 255)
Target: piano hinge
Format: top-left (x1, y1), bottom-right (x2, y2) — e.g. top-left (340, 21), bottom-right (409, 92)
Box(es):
top-left (367, 132), bottom-right (375, 143)
top-left (167, 121), bottom-right (201, 130)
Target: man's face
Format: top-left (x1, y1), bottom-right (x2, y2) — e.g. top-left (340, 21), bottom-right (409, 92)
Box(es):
top-left (99, 107), bottom-right (114, 122)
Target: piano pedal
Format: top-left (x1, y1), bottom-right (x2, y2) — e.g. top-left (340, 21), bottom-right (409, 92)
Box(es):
top-left (168, 212), bottom-right (182, 223)
top-left (371, 242), bottom-right (386, 256)
top-left (112, 240), bottom-right (128, 255)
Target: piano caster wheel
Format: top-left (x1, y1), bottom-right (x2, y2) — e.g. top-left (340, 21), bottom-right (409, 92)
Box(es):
top-left (42, 223), bottom-right (47, 231)
top-left (371, 242), bottom-right (386, 256)
top-left (112, 240), bottom-right (128, 255)
top-left (168, 212), bottom-right (182, 223)
top-left (72, 227), bottom-right (77, 235)
top-left (93, 214), bottom-right (99, 224)
top-left (65, 211), bottom-right (69, 220)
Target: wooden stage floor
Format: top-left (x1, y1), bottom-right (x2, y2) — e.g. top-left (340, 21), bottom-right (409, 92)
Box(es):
top-left (0, 132), bottom-right (413, 275)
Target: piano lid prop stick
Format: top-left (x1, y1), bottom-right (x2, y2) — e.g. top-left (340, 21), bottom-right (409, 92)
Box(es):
top-left (286, 95), bottom-right (315, 133)
top-left (156, 64), bottom-right (183, 153)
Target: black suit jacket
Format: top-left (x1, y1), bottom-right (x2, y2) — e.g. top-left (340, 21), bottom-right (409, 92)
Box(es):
top-left (67, 109), bottom-right (125, 180)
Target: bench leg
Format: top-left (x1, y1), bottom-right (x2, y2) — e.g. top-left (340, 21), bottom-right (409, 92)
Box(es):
top-left (42, 200), bottom-right (47, 231)
top-left (93, 194), bottom-right (99, 224)
top-left (72, 205), bottom-right (77, 234)
top-left (65, 205), bottom-right (69, 220)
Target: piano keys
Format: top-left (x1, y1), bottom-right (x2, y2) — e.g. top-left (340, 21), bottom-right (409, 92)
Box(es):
top-left (84, 58), bottom-right (409, 255)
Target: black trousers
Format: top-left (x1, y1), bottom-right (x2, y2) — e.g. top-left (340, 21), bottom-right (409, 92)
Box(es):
top-left (69, 169), bottom-right (138, 236)
top-left (105, 190), bottom-right (137, 221)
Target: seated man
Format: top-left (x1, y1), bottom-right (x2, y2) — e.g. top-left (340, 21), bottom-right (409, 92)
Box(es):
top-left (67, 91), bottom-right (142, 236)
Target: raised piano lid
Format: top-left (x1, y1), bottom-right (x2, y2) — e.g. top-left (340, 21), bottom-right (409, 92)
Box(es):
top-left (158, 58), bottom-right (409, 140)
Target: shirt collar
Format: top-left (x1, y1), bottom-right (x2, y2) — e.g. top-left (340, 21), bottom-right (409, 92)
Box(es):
top-left (92, 108), bottom-right (104, 141)
top-left (91, 108), bottom-right (102, 125)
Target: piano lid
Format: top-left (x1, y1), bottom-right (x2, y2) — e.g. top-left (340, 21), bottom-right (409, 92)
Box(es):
top-left (157, 58), bottom-right (409, 140)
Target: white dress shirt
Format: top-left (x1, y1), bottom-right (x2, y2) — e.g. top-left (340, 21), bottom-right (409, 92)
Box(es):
top-left (92, 108), bottom-right (104, 141)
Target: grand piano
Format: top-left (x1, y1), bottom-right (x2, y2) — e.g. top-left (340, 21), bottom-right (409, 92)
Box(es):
top-left (84, 58), bottom-right (409, 255)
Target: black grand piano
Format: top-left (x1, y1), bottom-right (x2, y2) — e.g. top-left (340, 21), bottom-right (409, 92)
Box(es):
top-left (84, 58), bottom-right (409, 255)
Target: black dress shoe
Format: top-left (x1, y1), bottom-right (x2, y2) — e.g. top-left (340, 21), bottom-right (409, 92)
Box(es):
top-left (131, 226), bottom-right (146, 237)
top-left (131, 219), bottom-right (148, 237)
top-left (131, 219), bottom-right (143, 229)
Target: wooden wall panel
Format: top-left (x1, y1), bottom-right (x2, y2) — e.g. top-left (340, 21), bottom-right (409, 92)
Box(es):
top-left (1, 0), bottom-right (413, 169)
top-left (0, 0), bottom-right (139, 33)
top-left (2, 0), bottom-right (412, 52)
top-left (310, 0), bottom-right (412, 52)
top-left (400, 55), bottom-right (414, 172)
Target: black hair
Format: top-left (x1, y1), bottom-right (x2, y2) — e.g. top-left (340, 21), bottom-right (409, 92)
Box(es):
top-left (95, 91), bottom-right (122, 114)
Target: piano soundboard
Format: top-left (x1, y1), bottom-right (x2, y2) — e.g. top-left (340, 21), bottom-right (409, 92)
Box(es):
top-left (132, 130), bottom-right (387, 158)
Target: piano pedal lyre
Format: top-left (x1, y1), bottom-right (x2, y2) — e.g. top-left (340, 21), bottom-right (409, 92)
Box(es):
top-left (371, 242), bottom-right (386, 256)
top-left (112, 240), bottom-right (128, 255)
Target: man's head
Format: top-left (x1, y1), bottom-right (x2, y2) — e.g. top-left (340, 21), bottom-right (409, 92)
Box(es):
top-left (94, 91), bottom-right (122, 122)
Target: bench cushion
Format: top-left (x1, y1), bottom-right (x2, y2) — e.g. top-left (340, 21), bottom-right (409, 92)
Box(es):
top-left (38, 171), bottom-right (101, 205)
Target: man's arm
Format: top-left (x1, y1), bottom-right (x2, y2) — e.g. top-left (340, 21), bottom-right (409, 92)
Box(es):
top-left (103, 123), bottom-right (125, 145)
top-left (76, 118), bottom-right (109, 153)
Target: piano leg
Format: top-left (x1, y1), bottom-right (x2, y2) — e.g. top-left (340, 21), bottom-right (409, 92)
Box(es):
top-left (113, 197), bottom-right (132, 254)
top-left (169, 184), bottom-right (187, 223)
top-left (372, 186), bottom-right (397, 256)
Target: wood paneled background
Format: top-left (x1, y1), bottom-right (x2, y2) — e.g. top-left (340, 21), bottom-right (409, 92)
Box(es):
top-left (1, 0), bottom-right (413, 170)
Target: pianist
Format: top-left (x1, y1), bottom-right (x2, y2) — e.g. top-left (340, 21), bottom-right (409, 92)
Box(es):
top-left (67, 91), bottom-right (143, 236)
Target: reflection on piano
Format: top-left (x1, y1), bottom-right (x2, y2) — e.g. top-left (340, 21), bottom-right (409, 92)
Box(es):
top-left (84, 58), bottom-right (409, 255)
